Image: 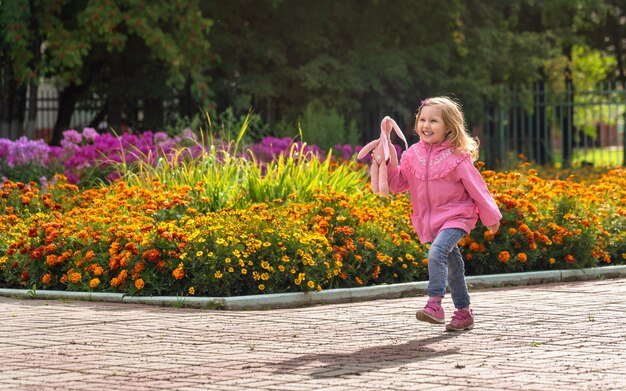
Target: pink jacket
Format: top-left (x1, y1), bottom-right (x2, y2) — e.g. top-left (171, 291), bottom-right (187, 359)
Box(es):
top-left (387, 141), bottom-right (502, 244)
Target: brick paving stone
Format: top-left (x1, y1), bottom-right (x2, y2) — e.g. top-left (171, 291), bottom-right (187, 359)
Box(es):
top-left (1, 278), bottom-right (626, 390)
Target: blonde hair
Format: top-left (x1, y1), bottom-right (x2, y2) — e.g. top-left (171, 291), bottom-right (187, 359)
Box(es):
top-left (415, 96), bottom-right (479, 162)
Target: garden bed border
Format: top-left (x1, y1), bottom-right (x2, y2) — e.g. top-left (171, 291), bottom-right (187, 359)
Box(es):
top-left (1, 265), bottom-right (625, 310)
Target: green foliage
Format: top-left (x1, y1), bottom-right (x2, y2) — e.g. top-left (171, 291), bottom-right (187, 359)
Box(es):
top-left (296, 101), bottom-right (359, 151)
top-left (0, 161), bottom-right (62, 185)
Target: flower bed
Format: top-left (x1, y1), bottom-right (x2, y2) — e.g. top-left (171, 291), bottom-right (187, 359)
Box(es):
top-left (0, 130), bottom-right (624, 297)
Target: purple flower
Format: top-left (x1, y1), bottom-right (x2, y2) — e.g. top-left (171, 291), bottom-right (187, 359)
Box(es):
top-left (82, 127), bottom-right (98, 141)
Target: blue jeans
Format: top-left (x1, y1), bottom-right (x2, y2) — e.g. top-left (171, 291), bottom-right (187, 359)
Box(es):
top-left (426, 228), bottom-right (470, 309)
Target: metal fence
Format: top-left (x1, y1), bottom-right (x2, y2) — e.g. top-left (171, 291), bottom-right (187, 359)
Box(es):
top-left (19, 82), bottom-right (626, 169)
top-left (25, 87), bottom-right (106, 141)
top-left (479, 82), bottom-right (626, 168)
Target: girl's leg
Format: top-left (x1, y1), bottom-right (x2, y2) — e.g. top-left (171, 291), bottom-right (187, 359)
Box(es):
top-left (447, 245), bottom-right (470, 309)
top-left (417, 228), bottom-right (466, 324)
top-left (446, 242), bottom-right (474, 331)
top-left (426, 228), bottom-right (466, 298)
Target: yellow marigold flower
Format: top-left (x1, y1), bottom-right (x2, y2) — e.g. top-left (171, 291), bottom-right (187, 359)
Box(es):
top-left (188, 287), bottom-right (195, 295)
top-left (278, 265), bottom-right (285, 272)
top-left (134, 279), bottom-right (145, 290)
top-left (549, 258), bottom-right (556, 264)
top-left (90, 278), bottom-right (100, 288)
top-left (258, 284), bottom-right (265, 291)
top-left (215, 271), bottom-right (223, 279)
top-left (41, 274), bottom-right (52, 284)
top-left (263, 242), bottom-right (271, 247)
top-left (294, 278), bottom-right (302, 285)
top-left (405, 253), bottom-right (415, 261)
top-left (196, 251), bottom-right (203, 257)
top-left (307, 280), bottom-right (315, 289)
top-left (498, 251), bottom-right (511, 263)
top-left (261, 272), bottom-right (269, 281)
top-left (241, 268), bottom-right (248, 275)
top-left (228, 267), bottom-right (234, 273)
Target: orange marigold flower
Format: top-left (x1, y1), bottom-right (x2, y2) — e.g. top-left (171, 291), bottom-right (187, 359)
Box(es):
top-left (41, 273), bottom-right (52, 284)
top-left (355, 277), bottom-right (364, 285)
top-left (498, 251), bottom-right (511, 263)
top-left (134, 279), bottom-right (145, 290)
top-left (93, 265), bottom-right (104, 276)
top-left (142, 249), bottom-right (161, 262)
top-left (69, 272), bottom-right (82, 284)
top-left (85, 250), bottom-right (95, 261)
top-left (90, 278), bottom-right (100, 288)
top-left (45, 255), bottom-right (58, 267)
top-left (172, 263), bottom-right (185, 280)
top-left (565, 254), bottom-right (575, 264)
top-left (124, 243), bottom-right (139, 256)
top-left (517, 253), bottom-right (528, 263)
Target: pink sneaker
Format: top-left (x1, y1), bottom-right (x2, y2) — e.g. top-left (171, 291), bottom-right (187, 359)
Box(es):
top-left (446, 308), bottom-right (474, 331)
top-left (416, 299), bottom-right (445, 324)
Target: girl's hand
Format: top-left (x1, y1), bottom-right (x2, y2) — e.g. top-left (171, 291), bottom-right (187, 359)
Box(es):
top-left (487, 222), bottom-right (500, 234)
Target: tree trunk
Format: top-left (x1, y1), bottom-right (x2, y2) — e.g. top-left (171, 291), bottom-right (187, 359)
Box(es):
top-left (24, 80), bottom-right (38, 139)
top-left (106, 56), bottom-right (123, 132)
top-left (51, 84), bottom-right (81, 145)
top-left (143, 97), bottom-right (164, 131)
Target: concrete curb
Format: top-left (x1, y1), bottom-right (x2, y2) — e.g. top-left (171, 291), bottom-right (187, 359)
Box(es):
top-left (1, 265), bottom-right (626, 310)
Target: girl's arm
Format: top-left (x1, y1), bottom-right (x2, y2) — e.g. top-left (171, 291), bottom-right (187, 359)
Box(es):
top-left (384, 135), bottom-right (409, 193)
top-left (458, 158), bottom-right (502, 229)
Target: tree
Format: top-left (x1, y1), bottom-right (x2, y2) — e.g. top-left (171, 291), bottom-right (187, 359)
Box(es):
top-left (0, 0), bottom-right (213, 143)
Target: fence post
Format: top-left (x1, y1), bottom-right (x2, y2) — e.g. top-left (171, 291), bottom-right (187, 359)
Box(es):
top-left (497, 103), bottom-right (505, 164)
top-left (623, 111), bottom-right (626, 167)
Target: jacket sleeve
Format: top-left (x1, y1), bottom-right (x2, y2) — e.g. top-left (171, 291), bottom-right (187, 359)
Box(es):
top-left (458, 158), bottom-right (502, 226)
top-left (386, 154), bottom-right (410, 193)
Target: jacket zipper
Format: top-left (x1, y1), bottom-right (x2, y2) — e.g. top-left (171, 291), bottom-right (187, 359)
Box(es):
top-left (425, 144), bottom-right (435, 240)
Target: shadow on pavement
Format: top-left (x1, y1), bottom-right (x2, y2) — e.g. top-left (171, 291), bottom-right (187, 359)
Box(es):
top-left (272, 333), bottom-right (460, 378)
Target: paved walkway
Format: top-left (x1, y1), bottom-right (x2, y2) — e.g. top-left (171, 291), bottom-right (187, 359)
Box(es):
top-left (1, 278), bottom-right (625, 391)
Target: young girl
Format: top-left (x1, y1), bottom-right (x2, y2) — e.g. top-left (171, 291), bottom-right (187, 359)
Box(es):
top-left (383, 96), bottom-right (501, 331)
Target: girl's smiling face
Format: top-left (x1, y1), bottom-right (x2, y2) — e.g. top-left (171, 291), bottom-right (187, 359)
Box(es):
top-left (417, 105), bottom-right (448, 145)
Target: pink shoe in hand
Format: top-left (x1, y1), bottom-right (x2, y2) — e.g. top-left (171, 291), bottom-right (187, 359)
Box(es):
top-left (416, 299), bottom-right (445, 324)
top-left (446, 308), bottom-right (474, 331)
